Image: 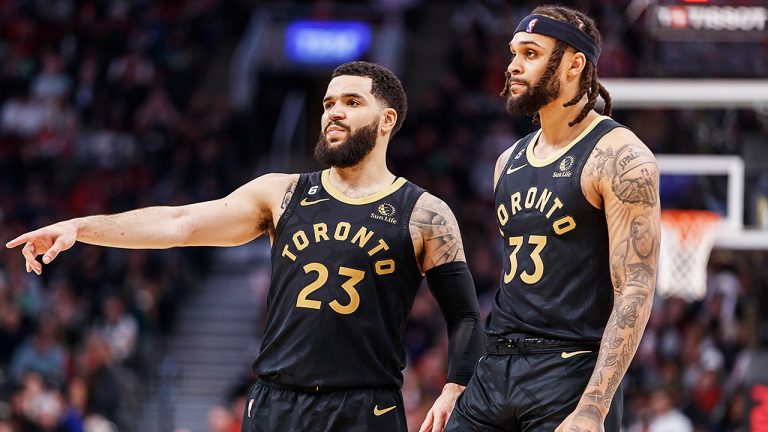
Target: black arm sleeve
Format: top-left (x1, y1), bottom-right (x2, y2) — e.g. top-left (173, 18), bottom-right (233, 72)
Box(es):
top-left (425, 261), bottom-right (484, 386)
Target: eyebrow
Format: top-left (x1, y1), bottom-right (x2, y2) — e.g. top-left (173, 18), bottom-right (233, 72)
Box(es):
top-left (509, 40), bottom-right (545, 50)
top-left (323, 92), bottom-right (366, 103)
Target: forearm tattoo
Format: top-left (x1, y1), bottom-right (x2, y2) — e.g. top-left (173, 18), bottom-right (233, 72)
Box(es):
top-left (409, 194), bottom-right (466, 271)
top-left (584, 143), bottom-right (660, 409)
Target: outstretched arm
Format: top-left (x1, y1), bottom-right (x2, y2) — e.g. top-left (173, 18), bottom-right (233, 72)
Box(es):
top-left (6, 173), bottom-right (298, 274)
top-left (411, 193), bottom-right (483, 432)
top-left (557, 133), bottom-right (660, 431)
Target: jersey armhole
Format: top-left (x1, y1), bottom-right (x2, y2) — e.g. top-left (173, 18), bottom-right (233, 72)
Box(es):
top-left (271, 173), bottom-right (310, 254)
top-left (493, 137), bottom-right (527, 197)
top-left (401, 188), bottom-right (426, 278)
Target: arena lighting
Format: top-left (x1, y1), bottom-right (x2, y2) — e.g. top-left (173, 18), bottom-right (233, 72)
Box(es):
top-left (284, 20), bottom-right (372, 64)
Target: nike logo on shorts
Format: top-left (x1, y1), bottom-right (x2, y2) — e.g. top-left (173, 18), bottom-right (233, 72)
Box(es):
top-left (561, 350), bottom-right (592, 359)
top-left (373, 405), bottom-right (396, 416)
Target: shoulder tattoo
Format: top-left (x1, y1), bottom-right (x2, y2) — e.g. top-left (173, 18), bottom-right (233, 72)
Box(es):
top-left (409, 194), bottom-right (466, 270)
top-left (586, 144), bottom-right (658, 207)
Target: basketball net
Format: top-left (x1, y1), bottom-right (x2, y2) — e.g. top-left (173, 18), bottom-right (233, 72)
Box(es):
top-left (657, 210), bottom-right (721, 301)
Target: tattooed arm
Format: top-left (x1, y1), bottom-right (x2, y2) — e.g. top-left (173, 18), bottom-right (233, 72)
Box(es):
top-left (557, 131), bottom-right (660, 432)
top-left (409, 192), bottom-right (467, 273)
top-left (6, 173), bottom-right (298, 274)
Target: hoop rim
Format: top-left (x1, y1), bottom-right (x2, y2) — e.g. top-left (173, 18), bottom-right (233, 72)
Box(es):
top-left (660, 209), bottom-right (722, 245)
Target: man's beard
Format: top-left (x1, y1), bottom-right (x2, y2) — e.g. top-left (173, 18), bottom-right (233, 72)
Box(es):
top-left (314, 119), bottom-right (378, 168)
top-left (505, 71), bottom-right (561, 117)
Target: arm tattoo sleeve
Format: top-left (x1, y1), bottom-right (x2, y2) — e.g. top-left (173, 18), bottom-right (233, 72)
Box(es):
top-left (583, 143), bottom-right (660, 412)
top-left (409, 193), bottom-right (466, 271)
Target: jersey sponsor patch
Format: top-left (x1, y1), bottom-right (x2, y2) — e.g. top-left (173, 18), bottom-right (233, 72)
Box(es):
top-left (370, 202), bottom-right (398, 224)
top-left (553, 156), bottom-right (574, 178)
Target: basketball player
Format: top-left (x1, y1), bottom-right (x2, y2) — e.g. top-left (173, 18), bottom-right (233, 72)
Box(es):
top-left (6, 61), bottom-right (484, 432)
top-left (445, 6), bottom-right (660, 432)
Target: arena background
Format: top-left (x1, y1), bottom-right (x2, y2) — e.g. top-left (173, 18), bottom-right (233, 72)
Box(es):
top-left (1, 1), bottom-right (767, 431)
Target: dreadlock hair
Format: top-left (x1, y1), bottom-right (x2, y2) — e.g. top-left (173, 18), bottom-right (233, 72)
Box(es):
top-left (502, 5), bottom-right (612, 126)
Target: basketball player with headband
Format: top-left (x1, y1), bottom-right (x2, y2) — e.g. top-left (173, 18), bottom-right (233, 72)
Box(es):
top-left (445, 6), bottom-right (660, 432)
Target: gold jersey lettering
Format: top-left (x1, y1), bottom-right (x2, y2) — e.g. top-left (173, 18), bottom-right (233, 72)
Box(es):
top-left (524, 187), bottom-right (537, 209)
top-left (351, 226), bottom-right (374, 248)
top-left (334, 222), bottom-right (351, 240)
top-left (510, 192), bottom-right (522, 216)
top-left (282, 244), bottom-right (297, 262)
top-left (501, 189), bottom-right (563, 219)
top-left (497, 204), bottom-right (509, 226)
top-left (546, 198), bottom-right (564, 219)
top-left (293, 230), bottom-right (309, 251)
top-left (553, 216), bottom-right (576, 235)
top-left (367, 239), bottom-right (390, 256)
top-left (375, 259), bottom-right (396, 275)
top-left (282, 222), bottom-right (394, 264)
top-left (535, 188), bottom-right (552, 213)
top-left (313, 223), bottom-right (329, 242)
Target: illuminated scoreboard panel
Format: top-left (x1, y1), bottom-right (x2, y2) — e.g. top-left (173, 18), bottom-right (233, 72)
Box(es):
top-left (650, 0), bottom-right (768, 41)
top-left (646, 0), bottom-right (768, 76)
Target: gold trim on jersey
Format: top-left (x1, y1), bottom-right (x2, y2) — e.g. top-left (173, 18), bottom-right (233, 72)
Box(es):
top-left (321, 169), bottom-right (407, 205)
top-left (526, 115), bottom-right (610, 168)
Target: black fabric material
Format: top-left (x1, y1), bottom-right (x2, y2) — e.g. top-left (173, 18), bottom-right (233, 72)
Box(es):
top-left (425, 261), bottom-right (483, 386)
top-left (485, 335), bottom-right (601, 355)
top-left (255, 171), bottom-right (426, 388)
top-left (257, 375), bottom-right (399, 394)
top-left (515, 14), bottom-right (600, 65)
top-left (489, 117), bottom-right (625, 342)
top-left (445, 353), bottom-right (623, 432)
top-left (241, 379), bottom-right (407, 432)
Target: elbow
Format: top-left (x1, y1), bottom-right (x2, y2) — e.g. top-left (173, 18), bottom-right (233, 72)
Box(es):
top-left (171, 207), bottom-right (195, 247)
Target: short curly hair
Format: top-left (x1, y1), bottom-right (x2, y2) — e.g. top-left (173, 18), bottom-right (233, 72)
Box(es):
top-left (331, 61), bottom-right (408, 135)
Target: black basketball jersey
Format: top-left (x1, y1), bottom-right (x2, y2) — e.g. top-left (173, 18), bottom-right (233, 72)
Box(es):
top-left (252, 170), bottom-right (425, 388)
top-left (487, 116), bottom-right (624, 342)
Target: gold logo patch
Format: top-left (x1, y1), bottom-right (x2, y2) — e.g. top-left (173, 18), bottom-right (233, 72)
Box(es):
top-left (373, 405), bottom-right (397, 416)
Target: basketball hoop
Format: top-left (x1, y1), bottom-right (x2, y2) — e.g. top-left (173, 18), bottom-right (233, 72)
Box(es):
top-left (657, 210), bottom-right (722, 301)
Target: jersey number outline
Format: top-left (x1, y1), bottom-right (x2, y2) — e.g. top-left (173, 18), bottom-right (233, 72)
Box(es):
top-left (503, 235), bottom-right (547, 285)
top-left (296, 263), bottom-right (364, 314)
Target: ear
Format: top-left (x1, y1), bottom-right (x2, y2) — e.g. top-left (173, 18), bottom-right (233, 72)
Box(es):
top-left (380, 107), bottom-right (397, 135)
top-left (567, 51), bottom-right (587, 78)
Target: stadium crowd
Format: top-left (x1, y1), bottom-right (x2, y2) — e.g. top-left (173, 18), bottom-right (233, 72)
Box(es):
top-left (1, 1), bottom-right (766, 431)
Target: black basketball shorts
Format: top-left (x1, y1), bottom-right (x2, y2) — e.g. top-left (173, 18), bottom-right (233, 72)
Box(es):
top-left (240, 379), bottom-right (407, 432)
top-left (445, 351), bottom-right (623, 431)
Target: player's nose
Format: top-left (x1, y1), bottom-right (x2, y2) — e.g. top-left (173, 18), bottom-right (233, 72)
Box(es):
top-left (507, 59), bottom-right (522, 76)
top-left (327, 103), bottom-right (346, 120)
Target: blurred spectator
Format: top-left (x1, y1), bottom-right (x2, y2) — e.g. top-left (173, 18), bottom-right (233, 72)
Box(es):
top-left (648, 386), bottom-right (694, 432)
top-left (9, 316), bottom-right (67, 387)
top-left (92, 295), bottom-right (138, 364)
top-left (207, 406), bottom-right (238, 432)
top-left (2, 1), bottom-right (767, 430)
